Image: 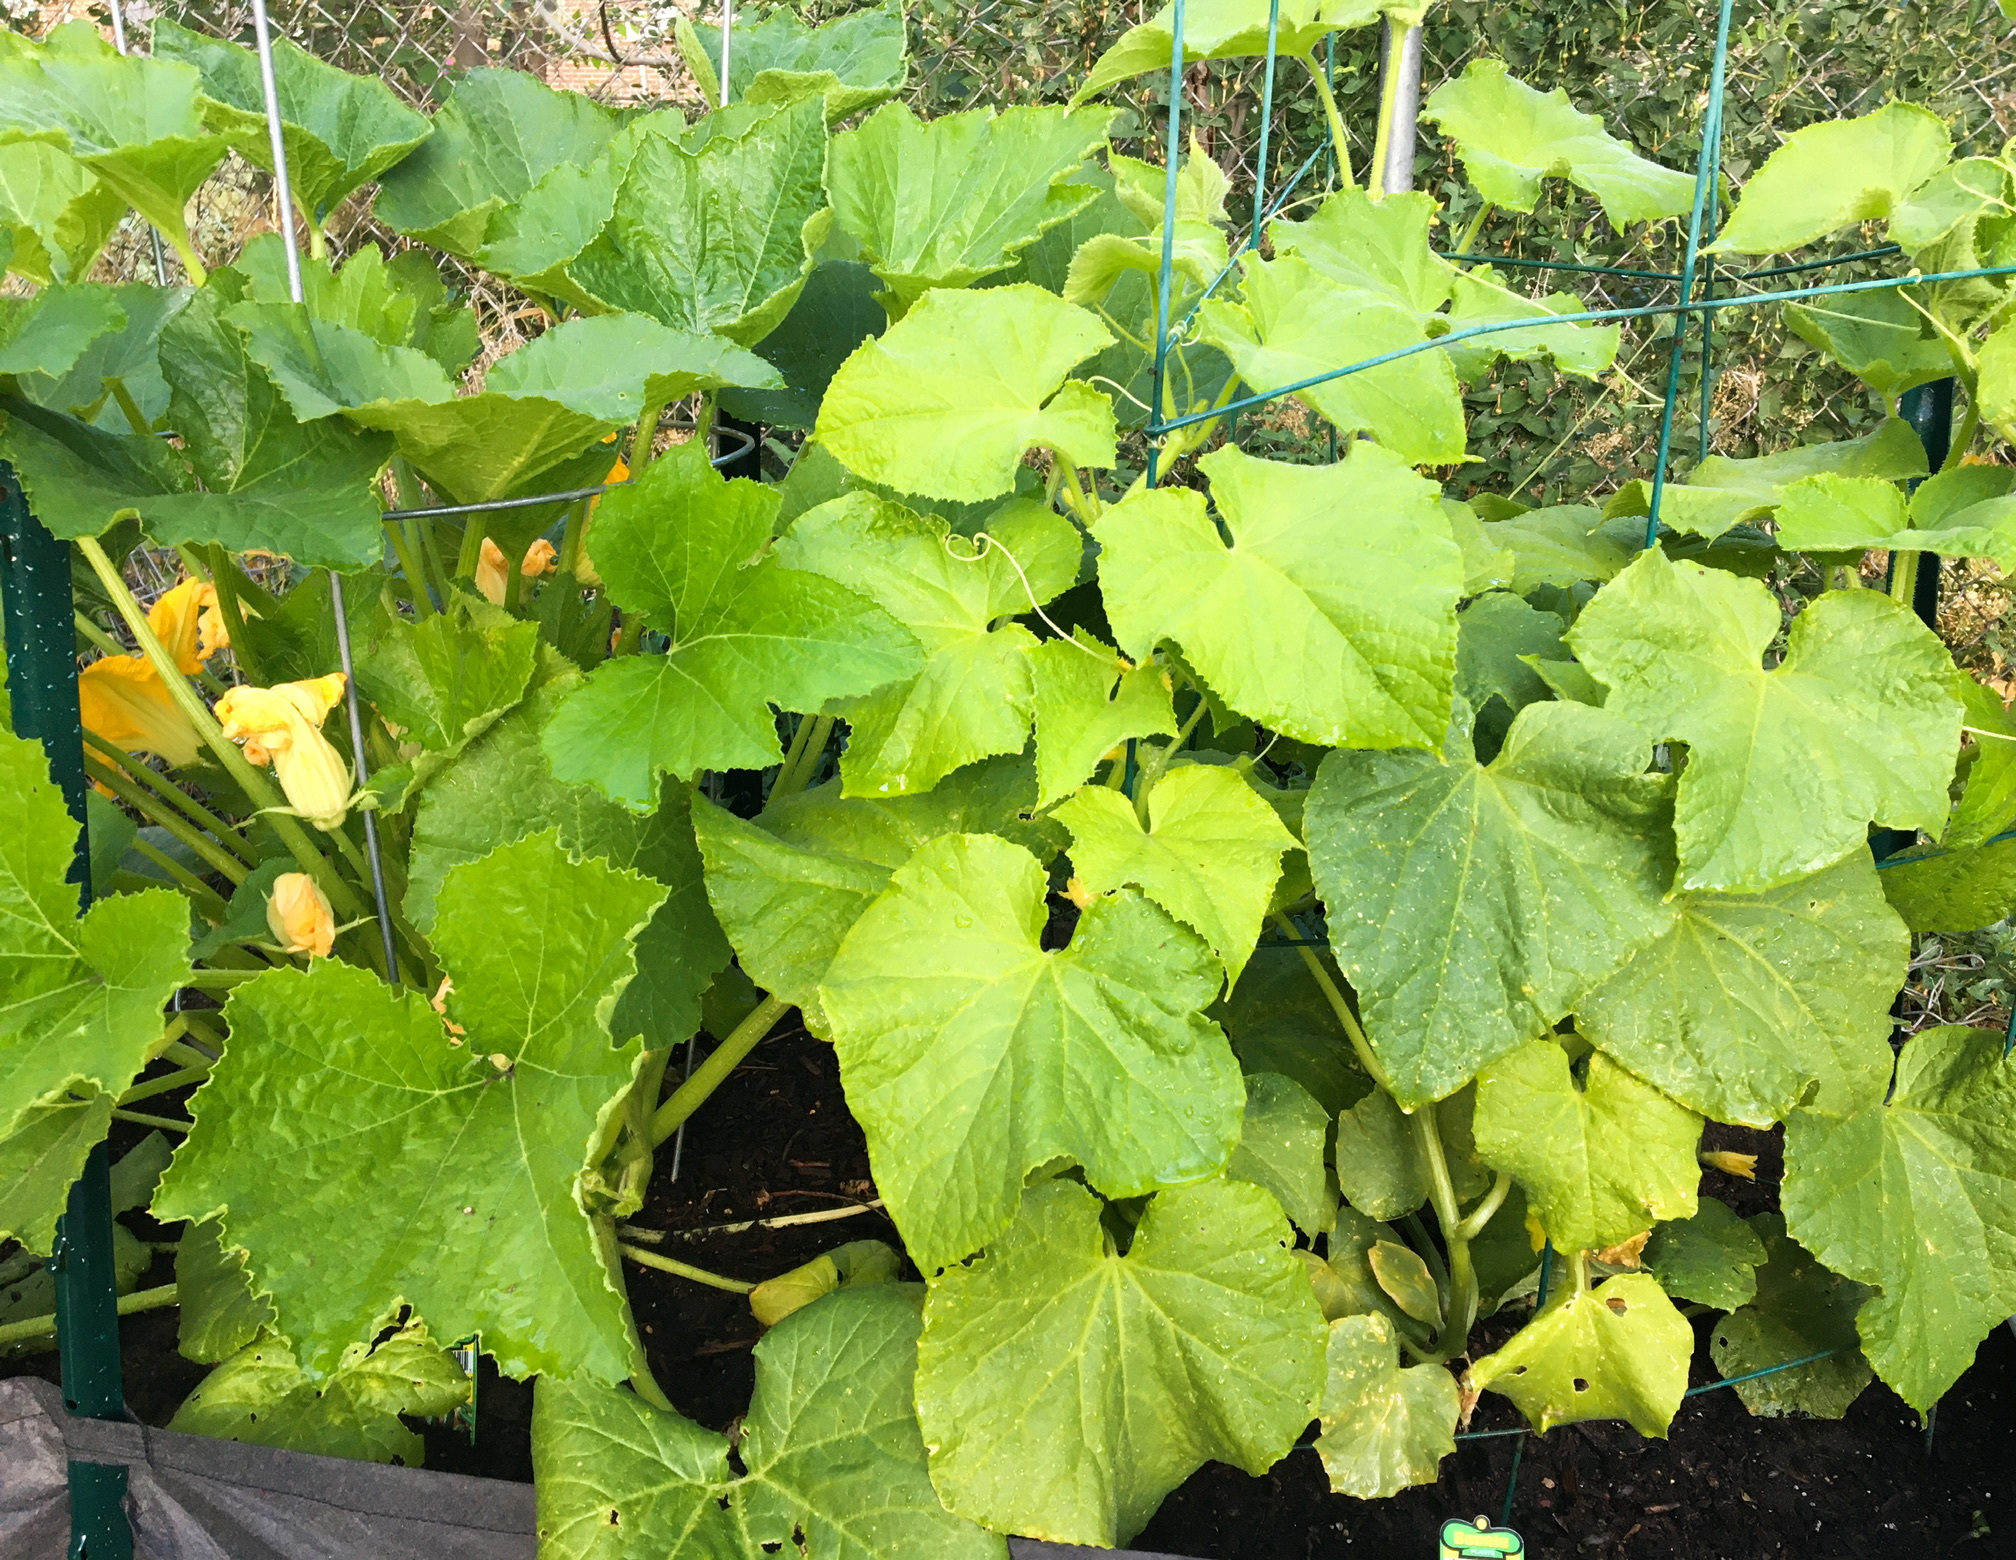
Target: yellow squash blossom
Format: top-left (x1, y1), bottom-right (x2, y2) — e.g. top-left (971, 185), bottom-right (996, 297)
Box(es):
top-left (475, 537), bottom-right (564, 606)
top-left (577, 454), bottom-right (627, 590)
top-left (78, 655), bottom-right (203, 767)
top-left (215, 674), bottom-right (353, 831)
top-left (147, 578), bottom-right (226, 674)
top-left (265, 872), bottom-right (335, 957)
top-left (1699, 1149), bottom-right (1758, 1181)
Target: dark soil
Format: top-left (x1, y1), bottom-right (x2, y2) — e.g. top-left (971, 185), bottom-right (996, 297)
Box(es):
top-left (7, 1031), bottom-right (2012, 1560)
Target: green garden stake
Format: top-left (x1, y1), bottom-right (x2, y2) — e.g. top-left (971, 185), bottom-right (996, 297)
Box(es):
top-left (1440, 1516), bottom-right (1524, 1558)
top-left (1899, 378), bottom-right (1955, 628)
top-left (0, 466), bottom-right (134, 1560)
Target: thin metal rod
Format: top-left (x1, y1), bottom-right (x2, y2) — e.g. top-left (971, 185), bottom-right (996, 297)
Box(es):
top-left (718, 0), bottom-right (733, 102)
top-left (375, 426), bottom-right (755, 520)
top-left (1379, 22), bottom-right (1422, 195)
top-left (1143, 0), bottom-right (1187, 488)
top-left (1438, 252), bottom-right (1684, 282)
top-left (1248, 0), bottom-right (1282, 251)
top-left (1148, 259), bottom-right (2016, 437)
top-left (248, 0), bottom-right (399, 982)
top-left (104, 0), bottom-right (170, 286)
top-left (1742, 244), bottom-right (1900, 280)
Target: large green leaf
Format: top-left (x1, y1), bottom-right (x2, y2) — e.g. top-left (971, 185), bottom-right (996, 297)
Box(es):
top-left (1577, 852), bottom-right (1906, 1125)
top-left (1644, 1197), bottom-right (1767, 1311)
top-left (1075, 0), bottom-right (1382, 102)
top-left (718, 259), bottom-right (884, 429)
top-left (1709, 103), bottom-right (1952, 256)
top-left (535, 1285), bottom-right (1002, 1560)
top-left (540, 442), bottom-right (922, 809)
top-left (692, 755), bottom-right (1053, 1033)
top-left (816, 283), bottom-right (1116, 502)
top-left (233, 236), bottom-right (479, 373)
top-left (1227, 1071), bottom-right (1335, 1236)
top-left (176, 1217), bottom-right (276, 1365)
top-left (169, 1321), bottom-right (469, 1465)
top-left (1773, 473), bottom-right (2016, 572)
top-left (1605, 419), bottom-right (1928, 540)
top-left (0, 728), bottom-right (187, 1253)
top-left (1880, 838), bottom-right (2016, 933)
top-left (485, 312), bottom-right (781, 421)
top-left (1467, 1272), bottom-right (1693, 1435)
top-left (775, 493), bottom-right (1079, 796)
top-left (1269, 186), bottom-right (1455, 314)
top-left (1708, 1212), bottom-right (1872, 1418)
top-left (1198, 255), bottom-right (1467, 464)
top-left (1946, 671), bottom-right (2016, 849)
top-left (153, 19), bottom-right (430, 227)
top-left (1305, 700), bottom-right (1674, 1107)
top-left (1473, 1041), bottom-right (1700, 1252)
top-left (1028, 634), bottom-right (1176, 808)
top-left (1457, 590), bottom-right (1566, 725)
top-left (1056, 761), bottom-right (1295, 983)
top-left (1782, 1024), bottom-right (2016, 1411)
top-left (155, 832), bottom-right (665, 1382)
top-left (819, 832), bottom-right (1243, 1269)
top-left (1784, 288), bottom-right (1955, 401)
top-left (13, 279), bottom-right (188, 432)
top-left (0, 23), bottom-right (227, 275)
top-left (828, 101), bottom-right (1112, 307)
top-left (373, 68), bottom-right (628, 256)
top-left (1481, 505), bottom-right (1640, 592)
top-left (409, 667), bottom-right (730, 1050)
top-left (1422, 60), bottom-right (1694, 225)
top-left (1332, 1087), bottom-right (1428, 1220)
top-left (567, 97), bottom-right (828, 345)
top-left (0, 140), bottom-right (124, 285)
top-left (682, 3), bottom-right (908, 123)
top-left (0, 283), bottom-right (125, 381)
top-left (1313, 1312), bottom-right (1458, 1499)
top-left (1440, 266), bottom-right (1621, 383)
top-left (1568, 548), bottom-right (1962, 892)
top-left (1097, 442), bottom-right (1461, 751)
top-left (914, 1176), bottom-right (1325, 1546)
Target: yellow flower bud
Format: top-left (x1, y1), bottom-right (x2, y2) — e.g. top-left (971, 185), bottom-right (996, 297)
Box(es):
top-left (1700, 1149), bottom-right (1758, 1181)
top-left (215, 675), bottom-right (354, 831)
top-left (265, 872), bottom-right (335, 957)
top-left (521, 538), bottom-right (558, 579)
top-left (475, 537), bottom-right (510, 606)
top-left (78, 655), bottom-right (202, 767)
top-left (577, 455), bottom-right (627, 590)
top-left (146, 578), bottom-right (222, 674)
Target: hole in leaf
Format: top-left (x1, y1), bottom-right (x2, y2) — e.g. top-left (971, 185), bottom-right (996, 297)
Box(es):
top-left (1573, 1378), bottom-right (1589, 1392)
top-left (1511, 1366), bottom-right (1527, 1376)
top-left (608, 1510), bottom-right (620, 1527)
top-left (1606, 1295), bottom-right (1629, 1314)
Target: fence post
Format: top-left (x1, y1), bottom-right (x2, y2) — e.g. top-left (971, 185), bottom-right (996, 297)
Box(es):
top-left (0, 465), bottom-right (134, 1560)
top-left (1899, 378), bottom-right (1955, 628)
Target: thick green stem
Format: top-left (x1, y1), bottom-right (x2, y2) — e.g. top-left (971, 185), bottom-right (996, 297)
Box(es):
top-left (118, 1065), bottom-right (210, 1106)
top-left (77, 539), bottom-right (366, 921)
top-left (86, 758), bottom-right (249, 884)
top-left (619, 1244), bottom-right (753, 1294)
top-left (106, 375), bottom-right (153, 437)
top-left (1889, 548), bottom-right (1921, 607)
top-left (1269, 911), bottom-right (1391, 1091)
top-left (1457, 1170), bottom-right (1514, 1242)
top-left (73, 609), bottom-right (126, 659)
top-left (0, 1283), bottom-right (179, 1351)
top-left (84, 733), bottom-right (259, 866)
top-left (1410, 1101), bottom-right (1479, 1352)
top-left (184, 967), bottom-right (263, 989)
top-left (1454, 200), bottom-right (1494, 254)
top-left (1131, 692), bottom-right (1210, 824)
top-left (111, 1108), bottom-right (189, 1133)
top-left (611, 615), bottom-right (645, 656)
top-left (771, 715), bottom-right (834, 803)
top-left (385, 522), bottom-right (436, 619)
top-left (649, 994), bottom-right (789, 1146)
top-left (130, 838), bottom-right (230, 917)
top-left (1302, 53), bottom-right (1354, 187)
top-left (630, 398), bottom-right (669, 478)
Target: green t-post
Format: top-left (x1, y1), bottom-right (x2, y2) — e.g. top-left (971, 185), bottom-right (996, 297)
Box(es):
top-left (0, 465), bottom-right (134, 1560)
top-left (1899, 378), bottom-right (1955, 627)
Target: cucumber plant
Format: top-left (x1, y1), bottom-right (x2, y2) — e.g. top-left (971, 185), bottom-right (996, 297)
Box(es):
top-left (1, 3), bottom-right (2014, 1552)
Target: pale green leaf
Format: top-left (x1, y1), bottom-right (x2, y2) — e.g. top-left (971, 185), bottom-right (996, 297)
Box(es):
top-left (176, 1217), bottom-right (276, 1366)
top-left (1782, 1024), bottom-right (2016, 1411)
top-left (1709, 1212), bottom-right (1872, 1418)
top-left (1368, 1239), bottom-right (1442, 1324)
top-left (1578, 852), bottom-right (1906, 1124)
top-left (915, 1176), bottom-right (1325, 1546)
top-left (1880, 838), bottom-right (2016, 933)
top-left (170, 1322), bottom-right (469, 1465)
top-left (1948, 670), bottom-right (2016, 848)
top-left (1773, 473), bottom-right (2016, 572)
top-left (1305, 700), bottom-right (1675, 1107)
top-left (1333, 1087), bottom-right (1428, 1220)
top-left (1709, 103), bottom-right (1952, 256)
top-left (1226, 1070), bottom-right (1336, 1235)
top-left (1076, 0), bottom-right (1383, 101)
top-left (1481, 505), bottom-right (1640, 592)
top-left (1056, 762), bottom-right (1295, 982)
top-left (153, 19), bottom-right (430, 226)
top-left (819, 832), bottom-right (1243, 1269)
top-left (1467, 1272), bottom-right (1693, 1435)
top-left (0, 282), bottom-right (124, 379)
top-left (1643, 1198), bottom-right (1767, 1311)
top-left (373, 68), bottom-right (628, 256)
top-left (1474, 1042), bottom-right (1701, 1251)
top-left (1441, 266), bottom-right (1621, 383)
top-left (0, 725), bottom-right (187, 1253)
top-left (1028, 633), bottom-right (1176, 808)
top-left (671, 3), bottom-right (908, 124)
top-left (0, 140), bottom-right (124, 285)
top-left (234, 236), bottom-right (479, 372)
top-left (484, 312), bottom-right (782, 420)
top-left (1313, 1312), bottom-right (1458, 1499)
top-left (1198, 254), bottom-right (1467, 464)
top-left (775, 493), bottom-right (1079, 797)
top-left (1605, 419), bottom-right (1928, 540)
top-left (1446, 498), bottom-right (1516, 593)
top-left (828, 101), bottom-right (1114, 306)
top-left (1568, 547), bottom-right (1963, 892)
top-left (1097, 441), bottom-right (1461, 750)
top-left (567, 98), bottom-right (828, 345)
top-left (816, 283), bottom-right (1116, 503)
top-left (155, 832), bottom-right (666, 1381)
top-left (1423, 60), bottom-right (1694, 225)
top-left (533, 1285), bottom-right (1002, 1560)
top-left (1784, 287), bottom-right (1955, 401)
top-left (540, 442), bottom-right (923, 808)
top-left (1270, 186), bottom-right (1455, 314)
